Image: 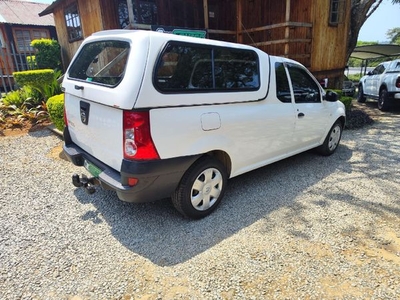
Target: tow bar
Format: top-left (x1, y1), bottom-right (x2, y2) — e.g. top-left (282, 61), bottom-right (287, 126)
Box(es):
top-left (72, 174), bottom-right (97, 194)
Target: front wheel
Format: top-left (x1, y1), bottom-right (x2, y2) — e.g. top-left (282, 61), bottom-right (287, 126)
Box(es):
top-left (172, 156), bottom-right (228, 219)
top-left (378, 88), bottom-right (391, 111)
top-left (317, 120), bottom-right (343, 156)
top-left (357, 84), bottom-right (366, 103)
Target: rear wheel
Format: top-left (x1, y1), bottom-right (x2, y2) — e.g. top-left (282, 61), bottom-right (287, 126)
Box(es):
top-left (172, 156), bottom-right (228, 219)
top-left (357, 84), bottom-right (366, 103)
top-left (317, 120), bottom-right (343, 156)
top-left (378, 88), bottom-right (391, 111)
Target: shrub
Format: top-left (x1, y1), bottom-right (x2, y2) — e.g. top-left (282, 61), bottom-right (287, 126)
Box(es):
top-left (27, 55), bottom-right (37, 69)
top-left (30, 39), bottom-right (61, 70)
top-left (42, 69), bottom-right (63, 100)
top-left (1, 87), bottom-right (38, 107)
top-left (13, 69), bottom-right (55, 101)
top-left (46, 93), bottom-right (64, 131)
top-left (340, 96), bottom-right (353, 111)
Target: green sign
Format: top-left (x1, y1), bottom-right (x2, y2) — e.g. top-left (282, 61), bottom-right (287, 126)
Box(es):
top-left (172, 29), bottom-right (207, 38)
top-left (152, 26), bottom-right (207, 39)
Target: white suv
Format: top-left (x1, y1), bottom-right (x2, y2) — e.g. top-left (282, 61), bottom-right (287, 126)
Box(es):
top-left (358, 59), bottom-right (400, 111)
top-left (62, 30), bottom-right (346, 219)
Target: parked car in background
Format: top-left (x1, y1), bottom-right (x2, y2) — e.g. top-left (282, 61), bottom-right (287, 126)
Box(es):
top-left (62, 30), bottom-right (346, 219)
top-left (342, 75), bottom-right (355, 97)
top-left (357, 59), bottom-right (400, 111)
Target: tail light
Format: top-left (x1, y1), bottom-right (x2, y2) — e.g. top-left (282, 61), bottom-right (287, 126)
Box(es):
top-left (63, 105), bottom-right (68, 127)
top-left (123, 111), bottom-right (159, 160)
top-left (396, 77), bottom-right (400, 89)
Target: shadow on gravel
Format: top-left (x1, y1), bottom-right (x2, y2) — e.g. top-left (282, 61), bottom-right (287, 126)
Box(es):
top-left (73, 145), bottom-right (353, 266)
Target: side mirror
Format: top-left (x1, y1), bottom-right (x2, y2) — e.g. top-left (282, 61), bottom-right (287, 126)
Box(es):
top-left (367, 71), bottom-right (373, 76)
top-left (324, 90), bottom-right (338, 102)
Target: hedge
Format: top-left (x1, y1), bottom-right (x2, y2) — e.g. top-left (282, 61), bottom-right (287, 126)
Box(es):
top-left (47, 93), bottom-right (65, 131)
top-left (13, 69), bottom-right (54, 89)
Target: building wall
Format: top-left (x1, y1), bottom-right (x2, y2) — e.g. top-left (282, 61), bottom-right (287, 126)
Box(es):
top-left (310, 0), bottom-right (351, 87)
top-left (52, 0), bottom-right (104, 68)
top-left (49, 0), bottom-right (350, 88)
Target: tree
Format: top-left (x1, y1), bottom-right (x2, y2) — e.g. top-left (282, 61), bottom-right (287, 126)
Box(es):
top-left (347, 0), bottom-right (384, 61)
top-left (386, 27), bottom-right (400, 44)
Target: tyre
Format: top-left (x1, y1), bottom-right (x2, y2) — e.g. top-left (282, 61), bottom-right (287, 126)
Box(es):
top-left (317, 120), bottom-right (343, 156)
top-left (378, 88), bottom-right (391, 111)
top-left (357, 84), bottom-right (366, 103)
top-left (172, 156), bottom-right (228, 219)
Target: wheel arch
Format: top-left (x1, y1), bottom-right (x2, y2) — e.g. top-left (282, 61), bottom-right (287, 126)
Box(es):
top-left (204, 150), bottom-right (232, 178)
top-left (379, 83), bottom-right (388, 93)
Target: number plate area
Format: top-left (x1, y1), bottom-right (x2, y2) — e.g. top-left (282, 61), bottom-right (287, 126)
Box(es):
top-left (84, 159), bottom-right (102, 177)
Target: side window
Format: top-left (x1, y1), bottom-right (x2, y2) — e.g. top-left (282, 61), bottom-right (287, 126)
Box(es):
top-left (154, 44), bottom-right (211, 90)
top-left (275, 62), bottom-right (291, 103)
top-left (213, 48), bottom-right (259, 89)
top-left (287, 65), bottom-right (321, 104)
top-left (154, 42), bottom-right (260, 93)
top-left (372, 64), bottom-right (389, 75)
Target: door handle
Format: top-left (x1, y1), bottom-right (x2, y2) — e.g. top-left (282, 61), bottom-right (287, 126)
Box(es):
top-left (298, 113), bottom-right (305, 118)
top-left (75, 85), bottom-right (84, 90)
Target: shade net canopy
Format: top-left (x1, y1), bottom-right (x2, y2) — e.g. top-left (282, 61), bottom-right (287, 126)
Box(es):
top-left (350, 44), bottom-right (400, 60)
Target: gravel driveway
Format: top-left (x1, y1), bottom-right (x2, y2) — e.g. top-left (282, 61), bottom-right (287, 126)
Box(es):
top-left (1, 106), bottom-right (400, 299)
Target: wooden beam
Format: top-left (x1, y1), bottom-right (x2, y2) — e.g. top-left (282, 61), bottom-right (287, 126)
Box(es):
top-left (284, 0), bottom-right (291, 56)
top-left (127, 0), bottom-right (135, 27)
top-left (203, 0), bottom-right (209, 29)
top-left (236, 0), bottom-right (242, 43)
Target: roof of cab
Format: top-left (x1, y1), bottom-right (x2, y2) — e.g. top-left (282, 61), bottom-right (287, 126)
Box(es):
top-left (88, 29), bottom-right (262, 52)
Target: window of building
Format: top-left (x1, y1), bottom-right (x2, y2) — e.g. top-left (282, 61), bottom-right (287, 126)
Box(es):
top-left (329, 0), bottom-right (344, 26)
top-left (154, 42), bottom-right (260, 93)
top-left (118, 0), bottom-right (129, 28)
top-left (13, 29), bottom-right (49, 52)
top-left (64, 3), bottom-right (82, 42)
top-left (275, 62), bottom-right (291, 103)
top-left (0, 31), bottom-right (5, 48)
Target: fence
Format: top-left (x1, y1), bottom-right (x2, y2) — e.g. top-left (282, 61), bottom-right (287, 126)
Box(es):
top-left (0, 43), bottom-right (35, 93)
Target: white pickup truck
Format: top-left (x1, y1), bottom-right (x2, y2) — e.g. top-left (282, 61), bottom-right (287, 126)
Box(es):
top-left (62, 30), bottom-right (345, 219)
top-left (357, 59), bottom-right (400, 111)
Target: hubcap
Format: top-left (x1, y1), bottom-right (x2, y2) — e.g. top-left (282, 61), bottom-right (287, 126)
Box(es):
top-left (328, 125), bottom-right (341, 151)
top-left (191, 168), bottom-right (223, 211)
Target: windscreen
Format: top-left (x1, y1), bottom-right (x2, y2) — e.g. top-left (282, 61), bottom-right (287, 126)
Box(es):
top-left (68, 40), bottom-right (130, 87)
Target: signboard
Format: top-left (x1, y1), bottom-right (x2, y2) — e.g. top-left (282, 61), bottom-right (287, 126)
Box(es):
top-left (151, 26), bottom-right (207, 39)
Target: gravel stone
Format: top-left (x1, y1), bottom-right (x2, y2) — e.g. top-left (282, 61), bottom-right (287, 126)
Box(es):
top-left (1, 110), bottom-right (400, 299)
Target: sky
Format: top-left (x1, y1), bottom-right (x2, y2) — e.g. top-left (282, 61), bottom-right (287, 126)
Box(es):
top-left (358, 0), bottom-right (400, 43)
top-left (30, 0), bottom-right (400, 43)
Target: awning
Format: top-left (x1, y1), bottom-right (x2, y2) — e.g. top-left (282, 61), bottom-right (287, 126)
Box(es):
top-left (350, 44), bottom-right (400, 60)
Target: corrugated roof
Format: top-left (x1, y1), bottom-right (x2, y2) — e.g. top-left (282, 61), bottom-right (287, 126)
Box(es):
top-left (0, 0), bottom-right (54, 26)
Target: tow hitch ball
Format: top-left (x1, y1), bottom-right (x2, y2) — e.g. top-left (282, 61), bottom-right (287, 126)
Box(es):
top-left (72, 174), bottom-right (97, 194)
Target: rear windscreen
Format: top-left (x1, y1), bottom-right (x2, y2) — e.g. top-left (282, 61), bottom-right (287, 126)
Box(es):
top-left (68, 40), bottom-right (130, 87)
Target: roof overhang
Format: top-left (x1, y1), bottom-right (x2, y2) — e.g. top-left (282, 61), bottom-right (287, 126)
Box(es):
top-left (350, 44), bottom-right (400, 60)
top-left (39, 0), bottom-right (63, 17)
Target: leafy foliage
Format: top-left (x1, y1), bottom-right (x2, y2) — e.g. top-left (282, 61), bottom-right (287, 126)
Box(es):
top-left (386, 27), bottom-right (400, 44)
top-left (46, 94), bottom-right (64, 131)
top-left (0, 97), bottom-right (49, 128)
top-left (30, 39), bottom-right (61, 70)
top-left (1, 87), bottom-right (39, 107)
top-left (340, 96), bottom-right (353, 111)
top-left (13, 69), bottom-right (55, 101)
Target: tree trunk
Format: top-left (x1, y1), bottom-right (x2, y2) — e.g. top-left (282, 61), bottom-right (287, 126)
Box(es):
top-left (346, 0), bottom-right (383, 61)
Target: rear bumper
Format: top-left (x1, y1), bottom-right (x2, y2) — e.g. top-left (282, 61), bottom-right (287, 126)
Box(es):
top-left (63, 128), bottom-right (200, 203)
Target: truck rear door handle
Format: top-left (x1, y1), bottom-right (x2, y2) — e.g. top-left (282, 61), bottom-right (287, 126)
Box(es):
top-left (298, 113), bottom-right (305, 118)
top-left (75, 85), bottom-right (84, 90)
